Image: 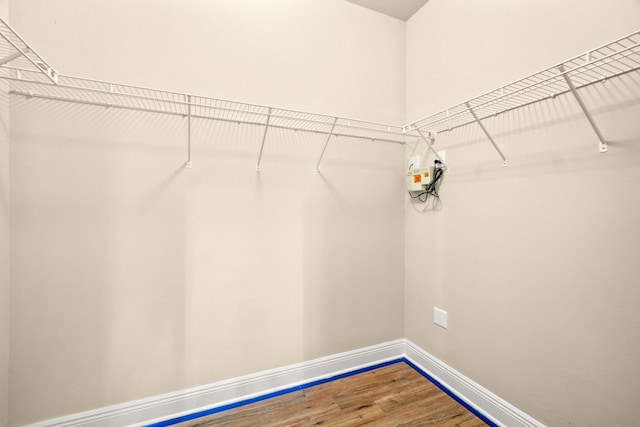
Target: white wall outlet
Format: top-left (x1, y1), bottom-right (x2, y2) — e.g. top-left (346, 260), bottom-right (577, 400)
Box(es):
top-left (437, 150), bottom-right (446, 164)
top-left (434, 307), bottom-right (448, 329)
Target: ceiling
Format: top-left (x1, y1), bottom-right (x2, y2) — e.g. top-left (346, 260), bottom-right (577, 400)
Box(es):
top-left (344, 0), bottom-right (430, 21)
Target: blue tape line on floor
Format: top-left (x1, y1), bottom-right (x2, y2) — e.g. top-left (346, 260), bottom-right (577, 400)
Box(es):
top-left (146, 357), bottom-right (497, 427)
top-left (401, 357), bottom-right (499, 427)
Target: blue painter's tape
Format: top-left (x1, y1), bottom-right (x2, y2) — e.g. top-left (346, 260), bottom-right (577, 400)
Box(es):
top-left (145, 359), bottom-right (403, 427)
top-left (146, 357), bottom-right (497, 427)
top-left (400, 357), bottom-right (499, 427)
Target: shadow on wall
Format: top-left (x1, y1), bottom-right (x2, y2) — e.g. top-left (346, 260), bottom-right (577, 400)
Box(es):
top-left (404, 69), bottom-right (640, 427)
top-left (10, 91), bottom-right (406, 425)
top-left (0, 87), bottom-right (8, 221)
top-left (9, 97), bottom-right (189, 423)
top-left (186, 120), bottom-right (404, 376)
top-left (0, 82), bottom-right (10, 427)
top-left (416, 72), bottom-right (640, 184)
top-left (301, 137), bottom-right (405, 360)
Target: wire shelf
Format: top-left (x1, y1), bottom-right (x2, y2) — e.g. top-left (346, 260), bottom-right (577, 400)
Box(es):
top-left (0, 18), bottom-right (58, 83)
top-left (0, 18), bottom-right (405, 145)
top-left (1, 14), bottom-right (639, 167)
top-left (0, 67), bottom-right (406, 144)
top-left (406, 30), bottom-right (640, 136)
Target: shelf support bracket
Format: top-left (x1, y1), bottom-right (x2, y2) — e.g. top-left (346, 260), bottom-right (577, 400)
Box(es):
top-left (186, 95), bottom-right (192, 168)
top-left (256, 108), bottom-right (272, 172)
top-left (314, 117), bottom-right (338, 174)
top-left (558, 65), bottom-right (608, 153)
top-left (466, 102), bottom-right (507, 166)
top-left (0, 30), bottom-right (57, 84)
top-left (415, 128), bottom-right (446, 168)
top-left (0, 49), bottom-right (27, 66)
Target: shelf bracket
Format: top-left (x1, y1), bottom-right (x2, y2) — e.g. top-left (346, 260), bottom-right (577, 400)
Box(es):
top-left (0, 30), bottom-right (57, 84)
top-left (415, 128), bottom-right (446, 167)
top-left (466, 102), bottom-right (507, 166)
top-left (313, 117), bottom-right (338, 174)
top-left (256, 108), bottom-right (272, 172)
top-left (0, 49), bottom-right (27, 66)
top-left (558, 65), bottom-right (608, 153)
top-left (186, 95), bottom-right (192, 168)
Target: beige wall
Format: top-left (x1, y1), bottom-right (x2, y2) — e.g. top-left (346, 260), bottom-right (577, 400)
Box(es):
top-left (0, 87), bottom-right (9, 427)
top-left (405, 1), bottom-right (640, 426)
top-left (10, 0), bottom-right (405, 124)
top-left (0, 108), bottom-right (8, 427)
top-left (7, 0), bottom-right (640, 426)
top-left (8, 1), bottom-right (405, 425)
top-left (1, 1), bottom-right (10, 426)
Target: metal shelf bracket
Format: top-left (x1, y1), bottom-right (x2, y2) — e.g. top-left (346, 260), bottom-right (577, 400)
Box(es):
top-left (559, 65), bottom-right (608, 153)
top-left (415, 128), bottom-right (446, 167)
top-left (0, 19), bottom-right (58, 84)
top-left (1, 15), bottom-right (636, 170)
top-left (256, 108), bottom-right (272, 172)
top-left (0, 49), bottom-right (27, 66)
top-left (314, 117), bottom-right (338, 174)
top-left (465, 102), bottom-right (508, 166)
top-left (186, 95), bottom-right (192, 168)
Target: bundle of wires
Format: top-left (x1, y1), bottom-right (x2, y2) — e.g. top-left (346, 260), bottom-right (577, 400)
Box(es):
top-left (409, 160), bottom-right (444, 203)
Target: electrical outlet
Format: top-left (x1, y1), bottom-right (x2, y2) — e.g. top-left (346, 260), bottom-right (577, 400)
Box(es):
top-left (434, 307), bottom-right (448, 329)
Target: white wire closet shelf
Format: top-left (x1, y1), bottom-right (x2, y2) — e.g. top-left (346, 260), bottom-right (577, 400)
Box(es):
top-left (405, 30), bottom-right (640, 164)
top-left (0, 15), bottom-right (639, 168)
top-left (0, 18), bottom-right (57, 83)
top-left (0, 17), bottom-right (406, 171)
top-left (1, 69), bottom-right (406, 143)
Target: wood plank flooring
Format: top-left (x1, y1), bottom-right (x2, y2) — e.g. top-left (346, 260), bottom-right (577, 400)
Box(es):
top-left (175, 362), bottom-right (490, 427)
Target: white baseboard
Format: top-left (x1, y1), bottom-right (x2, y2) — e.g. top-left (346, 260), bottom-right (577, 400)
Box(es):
top-left (26, 339), bottom-right (544, 427)
top-left (26, 340), bottom-right (405, 427)
top-left (404, 340), bottom-right (545, 427)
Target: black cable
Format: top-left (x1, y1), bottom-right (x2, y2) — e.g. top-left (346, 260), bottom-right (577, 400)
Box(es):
top-left (408, 160), bottom-right (444, 203)
top-left (409, 190), bottom-right (428, 202)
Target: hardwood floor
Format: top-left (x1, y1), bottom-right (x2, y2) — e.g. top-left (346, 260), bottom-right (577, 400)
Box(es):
top-left (174, 361), bottom-right (490, 426)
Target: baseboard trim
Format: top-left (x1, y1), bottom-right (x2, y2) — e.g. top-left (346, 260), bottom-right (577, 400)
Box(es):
top-left (404, 340), bottom-right (545, 427)
top-left (26, 339), bottom-right (545, 427)
top-left (26, 340), bottom-right (405, 427)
